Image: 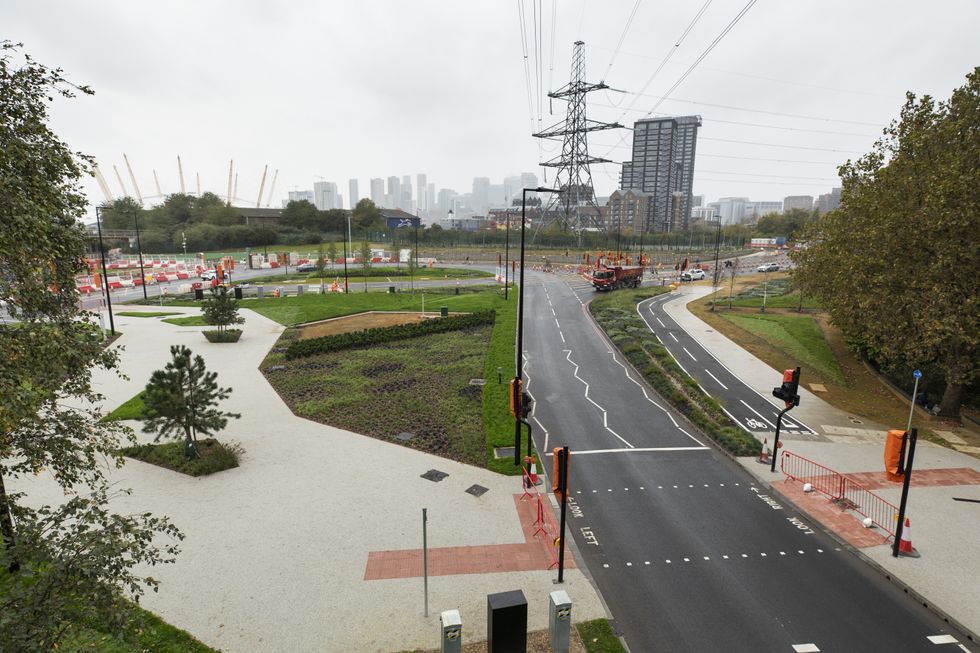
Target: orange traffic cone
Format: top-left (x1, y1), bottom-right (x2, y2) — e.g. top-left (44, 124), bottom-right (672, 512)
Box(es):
top-left (897, 517), bottom-right (919, 557)
top-left (758, 438), bottom-right (771, 465)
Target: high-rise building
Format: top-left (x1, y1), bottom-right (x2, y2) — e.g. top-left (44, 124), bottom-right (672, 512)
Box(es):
top-left (370, 178), bottom-right (385, 206)
top-left (520, 172), bottom-right (538, 191)
top-left (691, 195), bottom-right (704, 208)
top-left (620, 115), bottom-right (701, 231)
top-left (386, 176), bottom-right (400, 210)
top-left (348, 179), bottom-right (360, 209)
top-left (287, 190), bottom-right (315, 205)
top-left (472, 177), bottom-right (490, 214)
top-left (503, 175), bottom-right (522, 204)
top-left (706, 197), bottom-right (749, 225)
top-left (783, 195), bottom-right (813, 212)
top-left (745, 201), bottom-right (783, 219)
top-left (416, 174), bottom-right (427, 212)
top-left (313, 181), bottom-right (339, 211)
top-left (437, 188), bottom-right (458, 215)
top-left (426, 183), bottom-right (435, 217)
top-left (488, 184), bottom-right (506, 210)
top-left (816, 187), bottom-right (841, 213)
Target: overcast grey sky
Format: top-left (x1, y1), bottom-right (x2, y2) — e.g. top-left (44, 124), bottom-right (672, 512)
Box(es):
top-left (7, 0), bottom-right (979, 215)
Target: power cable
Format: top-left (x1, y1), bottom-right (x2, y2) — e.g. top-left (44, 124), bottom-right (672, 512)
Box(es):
top-left (695, 169), bottom-right (839, 181)
top-left (699, 136), bottom-right (862, 154)
top-left (516, 0), bottom-right (536, 129)
top-left (696, 177), bottom-right (833, 187)
top-left (601, 0), bottom-right (643, 82)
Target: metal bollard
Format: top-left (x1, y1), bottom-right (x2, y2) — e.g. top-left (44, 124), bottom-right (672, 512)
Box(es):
top-left (256, 285), bottom-right (264, 298)
top-left (440, 609), bottom-right (462, 653)
top-left (549, 590), bottom-right (571, 653)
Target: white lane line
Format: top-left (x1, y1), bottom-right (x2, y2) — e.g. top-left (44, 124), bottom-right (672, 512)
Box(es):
top-left (772, 411), bottom-right (801, 429)
top-left (792, 645), bottom-right (820, 653)
top-left (740, 399), bottom-right (778, 429)
top-left (544, 446), bottom-right (707, 456)
top-left (669, 332), bottom-right (679, 342)
top-left (555, 317), bottom-right (561, 328)
top-left (928, 635), bottom-right (959, 644)
top-left (682, 347), bottom-right (698, 362)
top-left (521, 356), bottom-right (550, 452)
top-left (559, 331), bottom-right (565, 343)
top-left (656, 317), bottom-right (665, 327)
top-left (563, 348), bottom-right (634, 448)
top-left (551, 307), bottom-right (556, 316)
top-left (704, 368), bottom-right (729, 390)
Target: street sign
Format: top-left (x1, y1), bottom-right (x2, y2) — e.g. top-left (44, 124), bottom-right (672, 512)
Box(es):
top-left (913, 369), bottom-right (922, 379)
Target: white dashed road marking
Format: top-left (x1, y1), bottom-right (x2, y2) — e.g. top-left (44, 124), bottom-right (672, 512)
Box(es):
top-left (704, 368), bottom-right (729, 390)
top-left (792, 644), bottom-right (820, 653)
top-left (669, 332), bottom-right (679, 342)
top-left (682, 347), bottom-right (698, 361)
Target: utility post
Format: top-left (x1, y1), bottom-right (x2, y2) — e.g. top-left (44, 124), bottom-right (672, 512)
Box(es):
top-left (892, 428), bottom-right (919, 558)
top-left (504, 206), bottom-right (510, 300)
top-left (711, 217), bottom-right (722, 310)
top-left (342, 231), bottom-right (349, 293)
top-left (94, 206), bottom-right (115, 335)
top-left (132, 207), bottom-right (148, 300)
top-left (770, 367), bottom-right (801, 472)
top-left (556, 446), bottom-right (570, 583)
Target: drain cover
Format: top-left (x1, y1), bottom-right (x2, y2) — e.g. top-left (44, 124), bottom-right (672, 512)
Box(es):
top-left (494, 447), bottom-right (516, 459)
top-left (465, 484), bottom-right (489, 497)
top-left (395, 432), bottom-right (415, 441)
top-left (421, 469), bottom-right (449, 482)
top-left (469, 378), bottom-right (485, 386)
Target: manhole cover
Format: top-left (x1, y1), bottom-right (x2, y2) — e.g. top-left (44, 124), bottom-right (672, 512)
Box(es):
top-left (395, 432), bottom-right (415, 441)
top-left (849, 417), bottom-right (864, 425)
top-left (465, 484), bottom-right (489, 497)
top-left (469, 378), bottom-right (485, 386)
top-left (421, 469), bottom-right (449, 482)
top-left (494, 447), bottom-right (516, 459)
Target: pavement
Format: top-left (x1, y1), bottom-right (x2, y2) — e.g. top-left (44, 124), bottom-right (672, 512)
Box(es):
top-left (11, 304), bottom-right (606, 653)
top-left (663, 282), bottom-right (980, 642)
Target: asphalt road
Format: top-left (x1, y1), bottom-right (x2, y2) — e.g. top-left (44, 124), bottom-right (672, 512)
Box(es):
top-left (638, 290), bottom-right (817, 439)
top-left (521, 270), bottom-right (967, 652)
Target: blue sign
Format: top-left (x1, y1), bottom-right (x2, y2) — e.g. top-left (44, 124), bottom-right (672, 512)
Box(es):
top-left (913, 369), bottom-right (922, 379)
top-left (386, 217), bottom-right (420, 230)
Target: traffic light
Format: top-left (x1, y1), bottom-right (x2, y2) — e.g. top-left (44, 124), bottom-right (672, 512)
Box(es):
top-left (521, 391), bottom-right (532, 418)
top-left (773, 367), bottom-right (801, 408)
top-left (509, 379), bottom-right (522, 418)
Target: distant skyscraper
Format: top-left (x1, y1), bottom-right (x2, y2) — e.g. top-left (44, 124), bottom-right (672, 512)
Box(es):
top-left (313, 181), bottom-right (339, 211)
top-left (370, 178), bottom-right (385, 206)
top-left (387, 176), bottom-right (400, 209)
top-left (401, 175), bottom-right (412, 210)
top-left (783, 195), bottom-right (813, 211)
top-left (348, 179), bottom-right (360, 209)
top-left (520, 172), bottom-right (538, 190)
top-left (504, 175), bottom-right (522, 204)
top-left (691, 195), bottom-right (704, 208)
top-left (706, 197), bottom-right (749, 225)
top-left (816, 188), bottom-right (841, 213)
top-left (416, 174), bottom-right (427, 212)
top-left (472, 177), bottom-right (490, 214)
top-left (287, 190), bottom-right (315, 205)
top-left (621, 115), bottom-right (701, 231)
top-left (426, 183), bottom-right (435, 216)
top-left (437, 188), bottom-right (457, 215)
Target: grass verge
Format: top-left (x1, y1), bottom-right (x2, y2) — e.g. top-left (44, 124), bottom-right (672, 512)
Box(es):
top-left (115, 311), bottom-right (182, 318)
top-left (103, 392), bottom-right (146, 421)
top-left (577, 619), bottom-right (629, 653)
top-left (120, 438), bottom-right (242, 476)
top-left (161, 315), bottom-right (207, 326)
top-left (483, 293), bottom-right (520, 474)
top-left (719, 312), bottom-right (844, 384)
top-left (590, 288), bottom-right (760, 457)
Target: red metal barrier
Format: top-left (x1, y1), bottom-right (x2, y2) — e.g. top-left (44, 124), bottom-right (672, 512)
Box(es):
top-left (841, 476), bottom-right (900, 537)
top-left (780, 451), bottom-right (844, 499)
top-left (520, 466), bottom-right (561, 569)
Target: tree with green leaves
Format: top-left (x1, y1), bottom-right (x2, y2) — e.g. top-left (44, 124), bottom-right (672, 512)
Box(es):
top-left (326, 239), bottom-right (338, 269)
top-left (201, 286), bottom-right (244, 334)
top-left (142, 345), bottom-right (240, 458)
top-left (794, 68), bottom-right (980, 416)
top-left (0, 41), bottom-right (181, 647)
top-left (281, 199), bottom-right (320, 231)
top-left (352, 198), bottom-right (383, 231)
top-left (360, 240), bottom-right (372, 292)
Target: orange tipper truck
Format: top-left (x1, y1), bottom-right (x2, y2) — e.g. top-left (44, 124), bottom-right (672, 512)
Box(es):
top-left (591, 265), bottom-right (643, 291)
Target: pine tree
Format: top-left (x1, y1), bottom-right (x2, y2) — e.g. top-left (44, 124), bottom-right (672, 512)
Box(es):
top-left (201, 286), bottom-right (243, 333)
top-left (142, 346), bottom-right (240, 458)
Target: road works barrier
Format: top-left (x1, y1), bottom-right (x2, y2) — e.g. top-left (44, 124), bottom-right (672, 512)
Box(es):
top-left (520, 465), bottom-right (561, 570)
top-left (780, 451), bottom-right (901, 538)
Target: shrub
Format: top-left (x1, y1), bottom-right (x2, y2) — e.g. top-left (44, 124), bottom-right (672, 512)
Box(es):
top-left (203, 329), bottom-right (242, 343)
top-left (285, 310), bottom-right (496, 359)
top-left (120, 438), bottom-right (242, 476)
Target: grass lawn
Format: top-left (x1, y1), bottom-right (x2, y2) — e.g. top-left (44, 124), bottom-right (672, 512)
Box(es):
top-left (161, 315), bottom-right (207, 326)
top-left (239, 266), bottom-right (492, 285)
top-left (709, 276), bottom-right (821, 310)
top-left (577, 619), bottom-right (629, 653)
top-left (482, 292), bottom-right (521, 474)
top-left (719, 312), bottom-right (845, 385)
top-left (263, 325), bottom-right (493, 466)
top-left (104, 391), bottom-right (146, 421)
top-left (242, 285), bottom-right (505, 326)
top-left (116, 311), bottom-right (183, 318)
top-left (120, 438), bottom-right (241, 476)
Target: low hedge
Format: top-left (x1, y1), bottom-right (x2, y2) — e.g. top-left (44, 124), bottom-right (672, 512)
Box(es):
top-left (203, 329), bottom-right (242, 343)
top-left (590, 293), bottom-right (761, 457)
top-left (284, 310), bottom-right (496, 359)
top-left (121, 438), bottom-right (242, 476)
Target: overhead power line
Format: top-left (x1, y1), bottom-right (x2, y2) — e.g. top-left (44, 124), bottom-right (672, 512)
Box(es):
top-left (696, 177), bottom-right (834, 187)
top-left (699, 136), bottom-right (862, 154)
top-left (695, 169), bottom-right (840, 181)
top-left (695, 152), bottom-right (841, 165)
top-left (601, 0), bottom-right (643, 82)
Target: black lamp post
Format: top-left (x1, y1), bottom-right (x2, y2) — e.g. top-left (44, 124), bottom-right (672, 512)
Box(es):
top-left (342, 232), bottom-right (349, 293)
top-left (514, 186), bottom-right (561, 464)
top-left (711, 215), bottom-right (722, 310)
top-left (504, 206), bottom-right (510, 300)
top-left (94, 206), bottom-right (115, 335)
top-left (132, 208), bottom-right (147, 300)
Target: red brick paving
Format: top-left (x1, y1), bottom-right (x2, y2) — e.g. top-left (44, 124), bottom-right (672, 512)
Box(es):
top-left (775, 467), bottom-right (980, 549)
top-left (363, 494), bottom-right (575, 581)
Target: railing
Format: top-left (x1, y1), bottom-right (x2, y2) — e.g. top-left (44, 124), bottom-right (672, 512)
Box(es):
top-left (780, 451), bottom-right (902, 539)
top-left (520, 465), bottom-right (560, 570)
top-left (780, 451), bottom-right (844, 500)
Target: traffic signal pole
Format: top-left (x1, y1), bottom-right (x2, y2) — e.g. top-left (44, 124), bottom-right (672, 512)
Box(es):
top-left (770, 366), bottom-right (801, 472)
top-left (770, 405), bottom-right (792, 473)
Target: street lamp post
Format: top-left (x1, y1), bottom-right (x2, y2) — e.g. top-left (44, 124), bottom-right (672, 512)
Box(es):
top-left (710, 217), bottom-right (721, 310)
top-left (514, 187), bottom-right (561, 464)
top-left (504, 207), bottom-right (510, 300)
top-left (342, 230), bottom-right (349, 293)
top-left (94, 206), bottom-right (115, 336)
top-left (132, 209), bottom-right (148, 300)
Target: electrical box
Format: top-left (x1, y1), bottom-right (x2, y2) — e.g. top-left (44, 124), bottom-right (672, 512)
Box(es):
top-left (487, 590), bottom-right (527, 653)
top-left (440, 609), bottom-right (462, 653)
top-left (549, 590), bottom-right (572, 653)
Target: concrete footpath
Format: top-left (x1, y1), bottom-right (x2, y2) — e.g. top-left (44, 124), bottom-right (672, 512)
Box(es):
top-left (12, 306), bottom-right (606, 653)
top-left (665, 284), bottom-right (980, 641)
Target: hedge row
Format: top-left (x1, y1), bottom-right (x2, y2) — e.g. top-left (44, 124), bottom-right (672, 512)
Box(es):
top-left (590, 298), bottom-right (761, 457)
top-left (284, 310), bottom-right (496, 359)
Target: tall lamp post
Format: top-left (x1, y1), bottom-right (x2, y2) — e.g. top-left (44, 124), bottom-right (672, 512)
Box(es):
top-left (514, 187), bottom-right (562, 464)
top-left (710, 216), bottom-right (722, 310)
top-left (94, 206), bottom-right (115, 336)
top-left (132, 208), bottom-right (148, 300)
top-left (504, 206), bottom-right (510, 300)
top-left (342, 227), bottom-right (349, 294)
